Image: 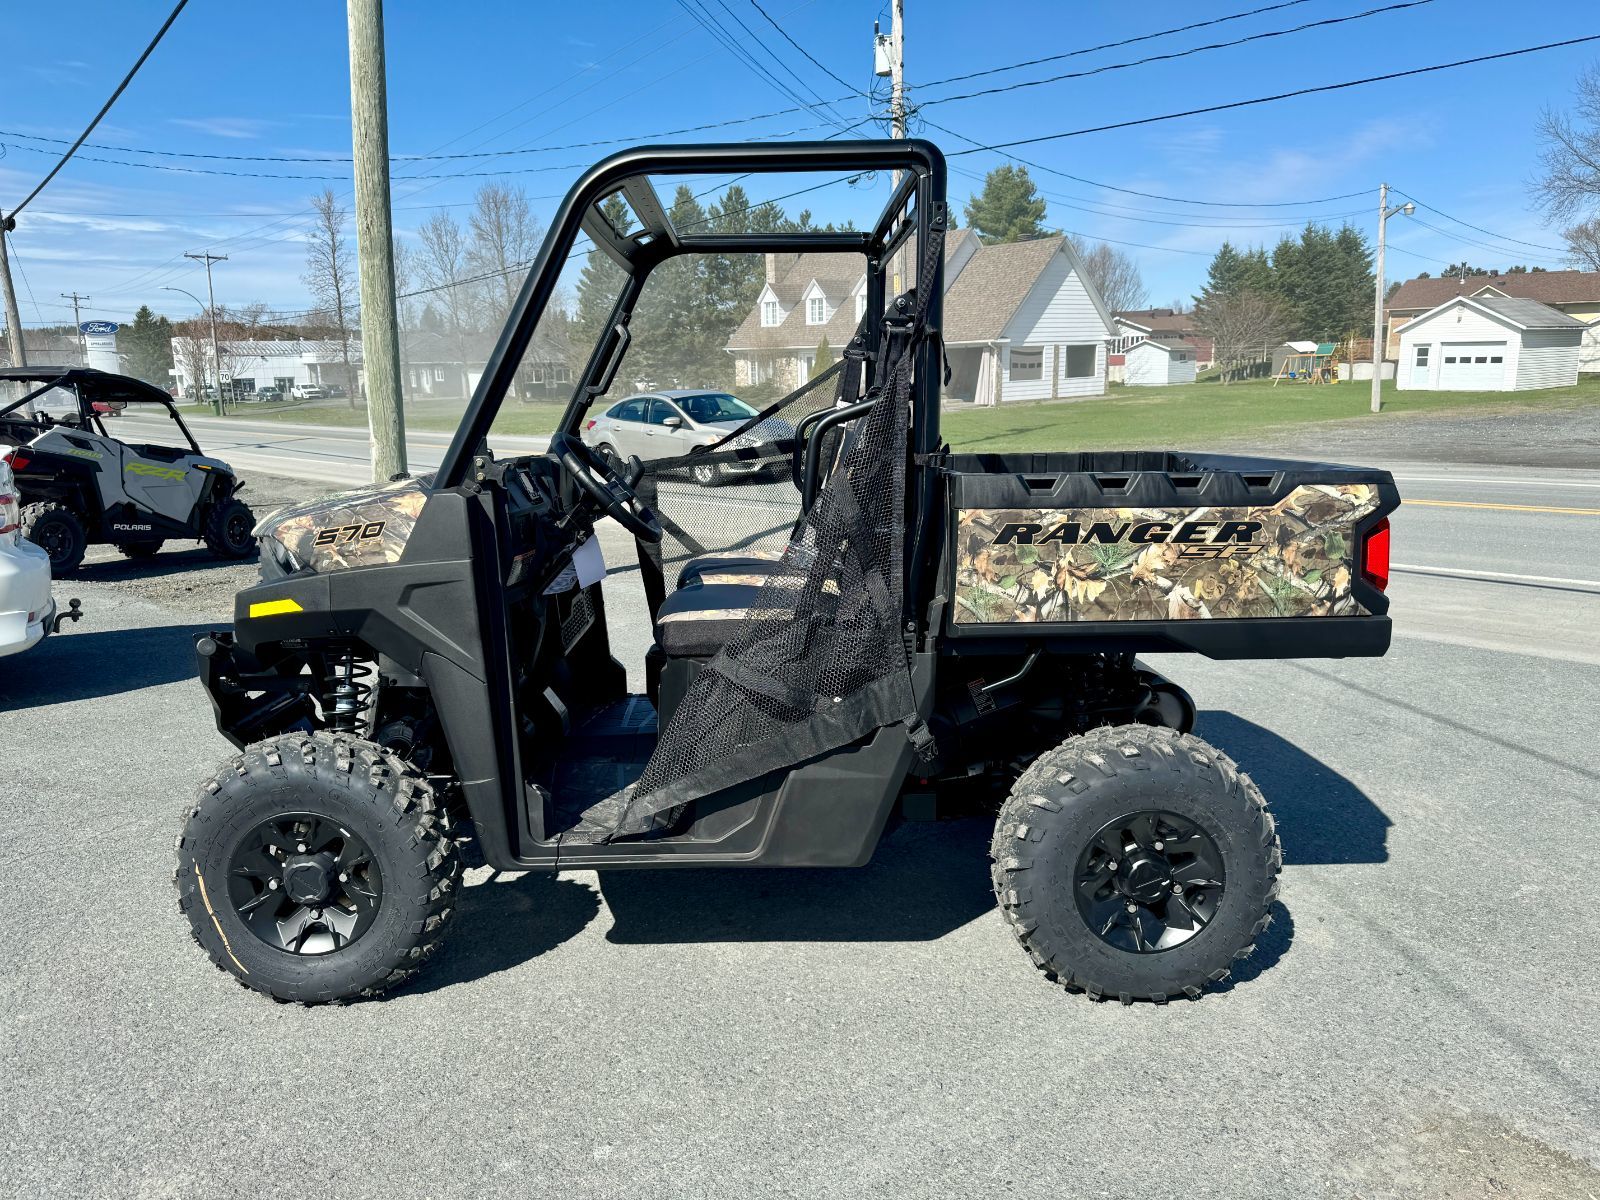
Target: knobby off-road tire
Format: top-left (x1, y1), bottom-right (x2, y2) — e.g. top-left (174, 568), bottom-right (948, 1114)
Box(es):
top-left (174, 732), bottom-right (460, 1004)
top-left (203, 496), bottom-right (256, 559)
top-left (20, 501), bottom-right (87, 574)
top-left (115, 540), bottom-right (164, 559)
top-left (991, 724), bottom-right (1281, 1004)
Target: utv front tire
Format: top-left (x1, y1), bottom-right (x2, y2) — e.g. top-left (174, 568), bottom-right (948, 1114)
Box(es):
top-left (174, 733), bottom-right (460, 1003)
top-left (991, 724), bottom-right (1280, 1003)
top-left (204, 496), bottom-right (256, 558)
top-left (21, 502), bottom-right (87, 574)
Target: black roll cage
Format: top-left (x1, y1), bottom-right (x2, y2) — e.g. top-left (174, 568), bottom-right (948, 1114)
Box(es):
top-left (437, 138), bottom-right (948, 490)
top-left (0, 366), bottom-right (202, 455)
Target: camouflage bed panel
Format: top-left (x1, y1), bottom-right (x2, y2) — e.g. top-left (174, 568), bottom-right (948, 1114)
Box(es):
top-left (953, 483), bottom-right (1381, 624)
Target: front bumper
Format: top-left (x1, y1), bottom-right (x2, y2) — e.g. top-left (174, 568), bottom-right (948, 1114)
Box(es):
top-left (0, 539), bottom-right (55, 658)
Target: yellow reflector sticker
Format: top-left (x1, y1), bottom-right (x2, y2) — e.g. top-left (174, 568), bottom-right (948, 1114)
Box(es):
top-left (248, 599), bottom-right (304, 618)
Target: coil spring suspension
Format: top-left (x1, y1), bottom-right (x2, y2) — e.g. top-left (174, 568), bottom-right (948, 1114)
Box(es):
top-left (322, 645), bottom-right (374, 734)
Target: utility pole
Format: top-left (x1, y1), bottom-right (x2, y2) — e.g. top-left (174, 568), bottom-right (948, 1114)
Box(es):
top-left (348, 0), bottom-right (407, 483)
top-left (1369, 184), bottom-right (1413, 414)
top-left (185, 251), bottom-right (227, 416)
top-left (875, 3), bottom-right (907, 285)
top-left (62, 292), bottom-right (89, 364)
top-left (0, 212), bottom-right (30, 416)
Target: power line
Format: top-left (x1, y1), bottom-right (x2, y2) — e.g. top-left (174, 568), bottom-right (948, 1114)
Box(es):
top-left (914, 1), bottom-right (1435, 111)
top-left (912, 0), bottom-right (1315, 91)
top-left (748, 0), bottom-right (868, 96)
top-left (6, 0), bottom-right (189, 217)
top-left (947, 35), bottom-right (1600, 156)
top-left (1403, 215), bottom-right (1568, 264)
top-left (1390, 188), bottom-right (1568, 254)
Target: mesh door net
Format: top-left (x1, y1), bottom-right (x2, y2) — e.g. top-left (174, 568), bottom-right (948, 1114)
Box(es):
top-left (606, 242), bottom-right (939, 840)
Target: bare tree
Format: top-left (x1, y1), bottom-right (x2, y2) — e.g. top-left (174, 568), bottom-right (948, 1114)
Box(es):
top-left (1193, 288), bottom-right (1289, 384)
top-left (1068, 235), bottom-right (1149, 313)
top-left (1563, 215), bottom-right (1600, 273)
top-left (302, 190), bottom-right (359, 407)
top-left (467, 183), bottom-right (543, 325)
top-left (415, 211), bottom-right (474, 396)
top-left (393, 235), bottom-right (415, 399)
top-left (1536, 63), bottom-right (1600, 223)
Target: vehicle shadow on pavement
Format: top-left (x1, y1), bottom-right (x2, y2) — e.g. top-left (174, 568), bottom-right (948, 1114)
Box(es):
top-left (1, 622), bottom-right (212, 708)
top-left (1198, 710), bottom-right (1391, 865)
top-left (407, 872), bottom-right (601, 995)
top-left (76, 547), bottom-right (255, 582)
top-left (597, 817), bottom-right (997, 944)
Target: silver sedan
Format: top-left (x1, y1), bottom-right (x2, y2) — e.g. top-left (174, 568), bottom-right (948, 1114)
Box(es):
top-left (581, 390), bottom-right (790, 486)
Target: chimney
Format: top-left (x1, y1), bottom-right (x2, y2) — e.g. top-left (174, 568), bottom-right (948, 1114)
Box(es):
top-left (765, 253), bottom-right (778, 284)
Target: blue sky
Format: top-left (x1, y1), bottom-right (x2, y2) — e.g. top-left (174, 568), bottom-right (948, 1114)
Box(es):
top-left (2, 0), bottom-right (1594, 327)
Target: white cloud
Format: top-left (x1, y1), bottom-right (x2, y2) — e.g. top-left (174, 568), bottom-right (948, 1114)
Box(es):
top-left (169, 117), bottom-right (280, 140)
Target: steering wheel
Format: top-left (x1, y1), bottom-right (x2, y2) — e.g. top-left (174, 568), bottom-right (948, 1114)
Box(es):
top-left (550, 431), bottom-right (663, 544)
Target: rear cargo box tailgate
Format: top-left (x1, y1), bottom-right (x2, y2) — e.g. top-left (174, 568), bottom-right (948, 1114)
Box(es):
top-left (941, 451), bottom-right (1400, 659)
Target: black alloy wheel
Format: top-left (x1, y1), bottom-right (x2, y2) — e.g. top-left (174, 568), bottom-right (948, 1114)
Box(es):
top-left (1074, 810), bottom-right (1224, 954)
top-left (226, 813), bottom-right (383, 955)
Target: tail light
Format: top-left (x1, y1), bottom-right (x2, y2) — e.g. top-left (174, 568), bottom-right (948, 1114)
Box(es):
top-left (0, 491), bottom-right (18, 537)
top-left (584, 419), bottom-right (597, 431)
top-left (2, 448), bottom-right (31, 471)
top-left (1361, 517), bottom-right (1390, 592)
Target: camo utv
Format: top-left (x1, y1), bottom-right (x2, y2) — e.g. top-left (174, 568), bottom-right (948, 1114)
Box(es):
top-left (176, 141), bottom-right (1398, 1005)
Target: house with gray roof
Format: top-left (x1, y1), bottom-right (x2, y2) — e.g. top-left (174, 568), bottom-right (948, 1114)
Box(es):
top-left (1385, 270), bottom-right (1600, 371)
top-left (724, 230), bottom-right (1117, 405)
top-left (1394, 293), bottom-right (1587, 392)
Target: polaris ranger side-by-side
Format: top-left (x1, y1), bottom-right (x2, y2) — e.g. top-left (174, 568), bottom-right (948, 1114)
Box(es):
top-left (0, 368), bottom-right (256, 573)
top-left (176, 141), bottom-right (1398, 1005)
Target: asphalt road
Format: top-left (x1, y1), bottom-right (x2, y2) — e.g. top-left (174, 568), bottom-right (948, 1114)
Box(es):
top-left (2, 452), bottom-right (1597, 1198)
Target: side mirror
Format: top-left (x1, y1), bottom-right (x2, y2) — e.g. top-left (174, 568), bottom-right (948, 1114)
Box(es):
top-left (662, 416), bottom-right (684, 429)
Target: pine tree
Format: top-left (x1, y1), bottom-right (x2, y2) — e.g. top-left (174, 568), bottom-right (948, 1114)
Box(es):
top-left (810, 335), bottom-right (833, 379)
top-left (122, 305), bottom-right (174, 385)
top-left (963, 165), bottom-right (1052, 244)
top-left (571, 194), bottom-right (633, 376)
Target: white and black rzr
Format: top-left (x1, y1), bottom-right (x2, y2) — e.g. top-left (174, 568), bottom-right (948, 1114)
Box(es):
top-left (0, 367), bottom-right (255, 574)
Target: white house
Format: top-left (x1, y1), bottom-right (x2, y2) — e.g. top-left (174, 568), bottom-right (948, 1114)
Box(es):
top-left (1395, 295), bottom-right (1586, 392)
top-left (170, 337), bottom-right (362, 397)
top-left (1117, 338), bottom-right (1197, 387)
top-left (725, 230), bottom-right (1117, 404)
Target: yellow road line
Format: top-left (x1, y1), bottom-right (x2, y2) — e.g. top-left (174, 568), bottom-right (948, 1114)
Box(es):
top-left (1406, 498), bottom-right (1600, 516)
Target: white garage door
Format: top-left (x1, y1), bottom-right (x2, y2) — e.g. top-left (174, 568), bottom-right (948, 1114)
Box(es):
top-left (1439, 342), bottom-right (1508, 389)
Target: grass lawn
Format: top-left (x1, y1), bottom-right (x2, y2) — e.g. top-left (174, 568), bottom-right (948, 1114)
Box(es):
top-left (940, 376), bottom-right (1600, 452)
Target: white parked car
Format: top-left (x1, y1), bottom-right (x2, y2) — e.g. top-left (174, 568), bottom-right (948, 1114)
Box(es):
top-left (290, 384), bottom-right (327, 400)
top-left (0, 460), bottom-right (57, 657)
top-left (580, 390), bottom-right (793, 486)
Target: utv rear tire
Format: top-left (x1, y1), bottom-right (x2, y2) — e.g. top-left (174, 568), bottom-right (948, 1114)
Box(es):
top-left (21, 502), bottom-right (87, 574)
top-left (991, 724), bottom-right (1280, 1004)
top-left (204, 496), bottom-right (256, 558)
top-left (174, 732), bottom-right (460, 1004)
top-left (116, 540), bottom-right (164, 559)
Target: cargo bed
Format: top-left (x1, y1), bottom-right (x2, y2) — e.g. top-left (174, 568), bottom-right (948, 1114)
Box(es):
top-left (938, 451), bottom-right (1399, 659)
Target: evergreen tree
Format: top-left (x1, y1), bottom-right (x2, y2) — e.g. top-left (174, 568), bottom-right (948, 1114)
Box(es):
top-left (121, 305), bottom-right (174, 385)
top-left (571, 194), bottom-right (633, 375)
top-left (810, 335), bottom-right (833, 379)
top-left (963, 165), bottom-right (1052, 244)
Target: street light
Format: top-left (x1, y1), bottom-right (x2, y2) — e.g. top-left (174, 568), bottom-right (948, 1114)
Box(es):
top-left (1370, 183), bottom-right (1415, 414)
top-left (163, 285), bottom-right (222, 415)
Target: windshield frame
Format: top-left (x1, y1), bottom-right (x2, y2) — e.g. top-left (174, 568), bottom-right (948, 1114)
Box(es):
top-left (437, 139), bottom-right (947, 489)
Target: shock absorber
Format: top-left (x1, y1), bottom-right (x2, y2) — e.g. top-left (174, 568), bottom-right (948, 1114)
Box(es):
top-left (321, 644), bottom-right (374, 734)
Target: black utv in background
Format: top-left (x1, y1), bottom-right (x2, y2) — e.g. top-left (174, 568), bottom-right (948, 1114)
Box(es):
top-left (0, 368), bottom-right (255, 573)
top-left (175, 141), bottom-right (1398, 1006)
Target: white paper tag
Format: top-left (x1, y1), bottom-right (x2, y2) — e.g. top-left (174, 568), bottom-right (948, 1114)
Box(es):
top-left (573, 535), bottom-right (606, 588)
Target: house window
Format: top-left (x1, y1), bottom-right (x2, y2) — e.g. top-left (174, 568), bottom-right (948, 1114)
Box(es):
top-left (1009, 347), bottom-right (1043, 381)
top-left (554, 365), bottom-right (572, 383)
top-left (761, 300), bottom-right (780, 327)
top-left (434, 367), bottom-right (445, 381)
top-left (808, 296), bottom-right (825, 324)
top-left (1489, 356), bottom-right (1503, 364)
top-left (855, 293), bottom-right (866, 321)
top-left (1064, 344), bottom-right (1097, 378)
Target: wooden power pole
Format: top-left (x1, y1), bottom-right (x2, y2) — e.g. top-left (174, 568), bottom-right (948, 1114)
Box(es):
top-left (0, 213), bottom-right (32, 416)
top-left (347, 0), bottom-right (407, 483)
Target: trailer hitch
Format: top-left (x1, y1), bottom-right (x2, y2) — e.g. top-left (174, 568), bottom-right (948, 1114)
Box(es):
top-left (48, 598), bottom-right (83, 634)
